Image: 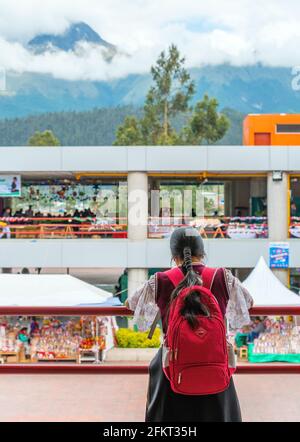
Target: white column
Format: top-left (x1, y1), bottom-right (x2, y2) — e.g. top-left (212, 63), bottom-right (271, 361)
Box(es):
top-left (267, 172), bottom-right (289, 286)
top-left (128, 268), bottom-right (148, 296)
top-left (127, 172), bottom-right (148, 298)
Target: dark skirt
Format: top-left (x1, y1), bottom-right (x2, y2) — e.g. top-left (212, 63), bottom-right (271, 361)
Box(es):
top-left (145, 347), bottom-right (242, 422)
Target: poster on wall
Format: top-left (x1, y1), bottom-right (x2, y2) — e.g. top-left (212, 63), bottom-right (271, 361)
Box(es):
top-left (0, 175), bottom-right (21, 197)
top-left (269, 242), bottom-right (289, 268)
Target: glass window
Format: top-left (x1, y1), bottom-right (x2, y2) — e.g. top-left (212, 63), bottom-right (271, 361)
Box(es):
top-left (277, 124), bottom-right (300, 133)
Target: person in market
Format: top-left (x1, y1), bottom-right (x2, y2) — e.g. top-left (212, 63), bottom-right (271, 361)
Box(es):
top-left (127, 226), bottom-right (253, 422)
top-left (30, 317), bottom-right (40, 337)
top-left (291, 202), bottom-right (298, 217)
top-left (1, 207), bottom-right (12, 217)
top-left (17, 327), bottom-right (30, 358)
top-left (247, 317), bottom-right (266, 343)
top-left (25, 205), bottom-right (34, 218)
top-left (0, 220), bottom-right (11, 239)
top-left (0, 208), bottom-right (11, 239)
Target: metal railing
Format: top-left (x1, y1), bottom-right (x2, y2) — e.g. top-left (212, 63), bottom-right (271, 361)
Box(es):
top-left (0, 306), bottom-right (300, 374)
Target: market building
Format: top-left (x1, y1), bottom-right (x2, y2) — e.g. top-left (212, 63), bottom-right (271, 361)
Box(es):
top-left (1, 142), bottom-right (300, 297)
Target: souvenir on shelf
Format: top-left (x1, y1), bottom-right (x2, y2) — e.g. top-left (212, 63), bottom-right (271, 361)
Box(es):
top-left (0, 315), bottom-right (110, 363)
top-left (252, 319), bottom-right (300, 355)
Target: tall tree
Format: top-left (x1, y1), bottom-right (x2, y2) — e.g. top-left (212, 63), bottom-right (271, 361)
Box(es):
top-left (148, 44), bottom-right (195, 142)
top-left (27, 130), bottom-right (60, 146)
top-left (114, 45), bottom-right (229, 146)
top-left (180, 95), bottom-right (230, 145)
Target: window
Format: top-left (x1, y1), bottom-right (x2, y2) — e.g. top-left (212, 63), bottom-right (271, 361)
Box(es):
top-left (276, 124), bottom-right (300, 133)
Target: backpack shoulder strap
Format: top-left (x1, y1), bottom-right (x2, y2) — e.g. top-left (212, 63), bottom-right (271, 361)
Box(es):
top-left (147, 267), bottom-right (183, 340)
top-left (164, 267), bottom-right (184, 287)
top-left (202, 267), bottom-right (218, 291)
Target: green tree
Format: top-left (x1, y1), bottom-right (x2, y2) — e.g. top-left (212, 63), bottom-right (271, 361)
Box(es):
top-left (147, 44), bottom-right (195, 142)
top-left (180, 95), bottom-right (230, 145)
top-left (114, 45), bottom-right (229, 146)
top-left (27, 130), bottom-right (60, 146)
top-left (114, 116), bottom-right (143, 146)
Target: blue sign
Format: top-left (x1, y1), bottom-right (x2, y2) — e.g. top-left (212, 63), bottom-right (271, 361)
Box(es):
top-left (269, 242), bottom-right (289, 268)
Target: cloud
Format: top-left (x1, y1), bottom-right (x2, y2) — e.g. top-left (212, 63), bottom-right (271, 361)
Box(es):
top-left (1, 0), bottom-right (300, 81)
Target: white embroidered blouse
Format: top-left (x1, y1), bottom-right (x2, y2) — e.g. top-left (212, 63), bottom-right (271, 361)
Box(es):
top-left (128, 268), bottom-right (253, 331)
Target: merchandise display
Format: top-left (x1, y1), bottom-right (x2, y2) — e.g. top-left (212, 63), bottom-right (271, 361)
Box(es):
top-left (235, 317), bottom-right (300, 363)
top-left (252, 324), bottom-right (300, 355)
top-left (0, 315), bottom-right (114, 364)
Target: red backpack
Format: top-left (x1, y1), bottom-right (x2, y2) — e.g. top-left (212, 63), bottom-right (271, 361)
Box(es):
top-left (162, 266), bottom-right (231, 396)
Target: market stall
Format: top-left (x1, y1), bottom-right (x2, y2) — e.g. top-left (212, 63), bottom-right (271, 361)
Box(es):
top-left (235, 257), bottom-right (300, 363)
top-left (0, 274), bottom-right (120, 364)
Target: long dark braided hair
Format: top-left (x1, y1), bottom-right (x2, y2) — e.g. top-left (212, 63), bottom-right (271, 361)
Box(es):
top-left (168, 227), bottom-right (210, 329)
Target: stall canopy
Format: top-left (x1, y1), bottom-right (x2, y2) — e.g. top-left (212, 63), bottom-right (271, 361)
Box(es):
top-left (0, 274), bottom-right (121, 306)
top-left (243, 257), bottom-right (300, 306)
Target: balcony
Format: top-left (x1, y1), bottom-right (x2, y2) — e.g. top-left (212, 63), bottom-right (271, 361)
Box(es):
top-left (148, 216), bottom-right (268, 239)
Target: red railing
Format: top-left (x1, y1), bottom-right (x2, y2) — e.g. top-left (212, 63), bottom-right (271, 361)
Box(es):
top-left (0, 217), bottom-right (128, 239)
top-left (0, 306), bottom-right (300, 374)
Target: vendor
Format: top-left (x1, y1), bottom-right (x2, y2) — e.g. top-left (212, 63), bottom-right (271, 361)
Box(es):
top-left (247, 317), bottom-right (266, 343)
top-left (17, 327), bottom-right (29, 343)
top-left (291, 202), bottom-right (298, 217)
top-left (17, 327), bottom-right (30, 357)
top-left (30, 317), bottom-right (40, 337)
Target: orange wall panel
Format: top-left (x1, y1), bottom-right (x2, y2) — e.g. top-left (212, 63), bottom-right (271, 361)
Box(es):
top-left (243, 114), bottom-right (300, 145)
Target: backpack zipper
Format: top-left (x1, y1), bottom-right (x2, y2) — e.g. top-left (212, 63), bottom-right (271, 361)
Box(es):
top-left (210, 314), bottom-right (229, 363)
top-left (178, 372), bottom-right (182, 384)
top-left (172, 317), bottom-right (183, 362)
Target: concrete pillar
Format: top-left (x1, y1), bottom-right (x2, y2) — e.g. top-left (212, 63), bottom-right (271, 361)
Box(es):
top-left (224, 181), bottom-right (232, 216)
top-left (127, 172), bottom-right (148, 298)
top-left (127, 172), bottom-right (148, 241)
top-left (267, 172), bottom-right (289, 286)
top-left (128, 268), bottom-right (149, 297)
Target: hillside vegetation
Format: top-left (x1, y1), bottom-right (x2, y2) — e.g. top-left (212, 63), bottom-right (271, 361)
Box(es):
top-left (0, 106), bottom-right (243, 146)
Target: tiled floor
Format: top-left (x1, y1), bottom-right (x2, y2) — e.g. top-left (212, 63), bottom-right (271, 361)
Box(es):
top-left (0, 374), bottom-right (299, 422)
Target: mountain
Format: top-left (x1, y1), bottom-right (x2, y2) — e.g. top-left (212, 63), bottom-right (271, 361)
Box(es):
top-left (28, 22), bottom-right (116, 53)
top-left (1, 23), bottom-right (300, 119)
top-left (0, 106), bottom-right (243, 146)
top-left (1, 64), bottom-right (300, 120)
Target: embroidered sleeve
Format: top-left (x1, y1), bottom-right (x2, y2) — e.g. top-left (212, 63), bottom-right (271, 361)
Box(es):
top-left (127, 275), bottom-right (159, 331)
top-left (224, 269), bottom-right (254, 329)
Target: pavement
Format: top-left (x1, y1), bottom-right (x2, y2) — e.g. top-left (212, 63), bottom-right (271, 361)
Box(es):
top-left (0, 373), bottom-right (299, 422)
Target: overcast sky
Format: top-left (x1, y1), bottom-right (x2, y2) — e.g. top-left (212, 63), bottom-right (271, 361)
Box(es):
top-left (1, 0), bottom-right (300, 81)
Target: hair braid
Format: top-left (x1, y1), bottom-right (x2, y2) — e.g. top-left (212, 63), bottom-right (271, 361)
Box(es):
top-left (168, 229), bottom-right (210, 329)
top-left (183, 246), bottom-right (193, 273)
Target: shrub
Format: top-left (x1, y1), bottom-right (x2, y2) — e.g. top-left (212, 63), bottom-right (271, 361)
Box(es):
top-left (116, 328), bottom-right (161, 348)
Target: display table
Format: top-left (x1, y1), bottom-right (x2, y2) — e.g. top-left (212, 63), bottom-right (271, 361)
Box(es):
top-left (248, 343), bottom-right (300, 363)
top-left (0, 351), bottom-right (18, 363)
top-left (227, 227), bottom-right (257, 239)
